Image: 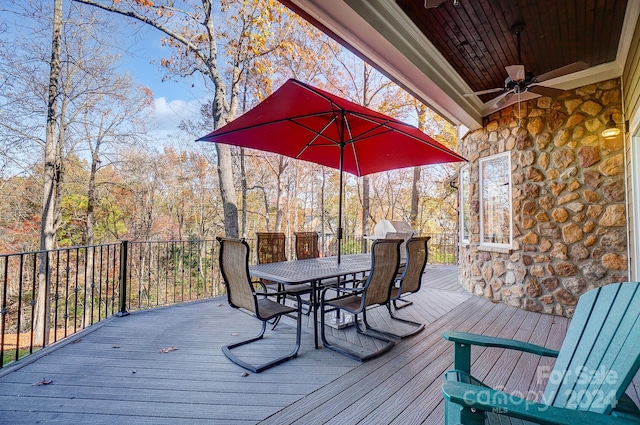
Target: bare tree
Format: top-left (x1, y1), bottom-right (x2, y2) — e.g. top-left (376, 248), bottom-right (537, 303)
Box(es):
top-left (73, 0), bottom-right (294, 238)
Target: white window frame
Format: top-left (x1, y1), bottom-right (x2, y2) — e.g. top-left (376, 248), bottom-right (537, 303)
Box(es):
top-left (459, 164), bottom-right (470, 244)
top-left (479, 152), bottom-right (512, 248)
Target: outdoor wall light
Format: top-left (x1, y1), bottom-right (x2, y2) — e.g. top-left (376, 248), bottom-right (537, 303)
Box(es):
top-left (601, 114), bottom-right (623, 139)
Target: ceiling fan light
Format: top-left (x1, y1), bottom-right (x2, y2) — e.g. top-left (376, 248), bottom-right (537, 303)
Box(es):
top-left (602, 115), bottom-right (621, 138)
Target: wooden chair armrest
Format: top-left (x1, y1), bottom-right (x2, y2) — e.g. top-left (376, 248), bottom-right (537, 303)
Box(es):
top-left (443, 330), bottom-right (559, 357)
top-left (442, 381), bottom-right (640, 425)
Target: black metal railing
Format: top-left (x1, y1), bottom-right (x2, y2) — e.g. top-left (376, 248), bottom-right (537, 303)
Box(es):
top-left (0, 233), bottom-right (457, 368)
top-left (0, 243), bottom-right (123, 367)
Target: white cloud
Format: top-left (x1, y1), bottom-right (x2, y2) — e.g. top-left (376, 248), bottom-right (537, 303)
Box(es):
top-left (153, 97), bottom-right (201, 132)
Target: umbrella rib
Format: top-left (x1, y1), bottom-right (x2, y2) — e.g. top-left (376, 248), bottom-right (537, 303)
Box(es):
top-left (196, 111), bottom-right (339, 141)
top-left (344, 111), bottom-right (466, 161)
top-left (289, 115), bottom-right (341, 150)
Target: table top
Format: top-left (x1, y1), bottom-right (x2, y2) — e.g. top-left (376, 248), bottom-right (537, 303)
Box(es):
top-left (249, 254), bottom-right (371, 285)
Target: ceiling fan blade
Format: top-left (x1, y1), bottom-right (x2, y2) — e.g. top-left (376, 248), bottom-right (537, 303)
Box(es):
top-left (528, 85), bottom-right (565, 98)
top-left (505, 65), bottom-right (525, 81)
top-left (535, 61), bottom-right (590, 82)
top-left (485, 90), bottom-right (540, 114)
top-left (489, 90), bottom-right (514, 109)
top-left (464, 87), bottom-right (505, 97)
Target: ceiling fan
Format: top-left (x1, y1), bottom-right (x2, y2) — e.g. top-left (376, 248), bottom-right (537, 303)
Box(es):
top-left (466, 23), bottom-right (589, 112)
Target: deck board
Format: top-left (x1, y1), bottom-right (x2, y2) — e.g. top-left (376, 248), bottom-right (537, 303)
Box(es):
top-left (1, 265), bottom-right (637, 424)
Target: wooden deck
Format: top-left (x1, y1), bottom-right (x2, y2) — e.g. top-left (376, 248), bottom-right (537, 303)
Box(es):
top-left (0, 264), bottom-right (638, 424)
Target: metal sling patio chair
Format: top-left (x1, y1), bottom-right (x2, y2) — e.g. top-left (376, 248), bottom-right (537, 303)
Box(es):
top-left (294, 231), bottom-right (344, 287)
top-left (441, 281), bottom-right (640, 425)
top-left (385, 236), bottom-right (430, 337)
top-left (256, 232), bottom-right (288, 292)
top-left (294, 231), bottom-right (320, 260)
top-left (390, 235), bottom-right (431, 309)
top-left (217, 237), bottom-right (303, 373)
top-left (256, 232), bottom-right (312, 316)
top-left (320, 238), bottom-right (403, 361)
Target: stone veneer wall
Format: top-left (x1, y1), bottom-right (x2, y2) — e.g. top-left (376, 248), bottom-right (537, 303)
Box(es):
top-left (458, 78), bottom-right (628, 317)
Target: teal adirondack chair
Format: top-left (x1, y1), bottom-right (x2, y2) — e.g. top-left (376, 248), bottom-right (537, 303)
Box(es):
top-left (441, 282), bottom-right (640, 425)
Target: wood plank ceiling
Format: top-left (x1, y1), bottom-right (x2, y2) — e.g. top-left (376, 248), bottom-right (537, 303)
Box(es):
top-left (396, 0), bottom-right (628, 103)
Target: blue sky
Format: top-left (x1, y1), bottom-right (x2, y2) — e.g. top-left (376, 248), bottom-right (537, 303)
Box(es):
top-left (118, 25), bottom-right (209, 143)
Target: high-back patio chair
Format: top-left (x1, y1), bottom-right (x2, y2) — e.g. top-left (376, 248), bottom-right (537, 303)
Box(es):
top-left (384, 236), bottom-right (430, 337)
top-left (294, 231), bottom-right (344, 290)
top-left (294, 231), bottom-right (320, 260)
top-left (217, 237), bottom-right (302, 373)
top-left (256, 232), bottom-right (312, 316)
top-left (320, 238), bottom-right (403, 361)
top-left (255, 231), bottom-right (287, 295)
top-left (256, 232), bottom-right (287, 264)
top-left (389, 235), bottom-right (431, 310)
top-left (441, 281), bottom-right (640, 424)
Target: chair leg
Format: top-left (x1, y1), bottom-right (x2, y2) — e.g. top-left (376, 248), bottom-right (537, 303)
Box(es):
top-left (222, 310), bottom-right (302, 373)
top-left (385, 302), bottom-right (425, 338)
top-left (392, 297), bottom-right (413, 310)
top-left (356, 309), bottom-right (404, 342)
top-left (321, 302), bottom-right (396, 362)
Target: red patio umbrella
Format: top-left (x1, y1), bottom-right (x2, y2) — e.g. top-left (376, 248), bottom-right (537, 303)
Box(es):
top-left (198, 79), bottom-right (466, 262)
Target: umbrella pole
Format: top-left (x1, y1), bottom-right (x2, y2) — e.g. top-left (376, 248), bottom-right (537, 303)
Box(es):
top-left (337, 115), bottom-right (345, 264)
top-left (337, 163), bottom-right (343, 264)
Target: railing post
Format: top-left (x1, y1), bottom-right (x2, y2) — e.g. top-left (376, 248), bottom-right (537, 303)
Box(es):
top-left (116, 240), bottom-right (129, 317)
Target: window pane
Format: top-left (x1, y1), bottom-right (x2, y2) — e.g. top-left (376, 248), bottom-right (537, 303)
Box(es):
top-left (481, 154), bottom-right (511, 245)
top-left (460, 166), bottom-right (470, 242)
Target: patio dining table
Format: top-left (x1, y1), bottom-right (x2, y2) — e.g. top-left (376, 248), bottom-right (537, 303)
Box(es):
top-left (249, 254), bottom-right (372, 349)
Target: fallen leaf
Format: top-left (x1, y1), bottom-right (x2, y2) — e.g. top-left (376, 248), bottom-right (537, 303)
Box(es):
top-left (32, 378), bottom-right (52, 386)
top-left (132, 370), bottom-right (137, 374)
top-left (241, 372), bottom-right (249, 377)
top-left (159, 346), bottom-right (178, 353)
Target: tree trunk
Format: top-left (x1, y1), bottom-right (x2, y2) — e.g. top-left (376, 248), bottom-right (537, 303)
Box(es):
top-left (274, 156), bottom-right (287, 232)
top-left (36, 0), bottom-right (63, 346)
top-left (410, 166), bottom-right (421, 230)
top-left (361, 176), bottom-right (370, 253)
top-left (240, 147), bottom-right (247, 238)
top-left (84, 140), bottom-right (101, 327)
top-left (216, 143), bottom-right (239, 238)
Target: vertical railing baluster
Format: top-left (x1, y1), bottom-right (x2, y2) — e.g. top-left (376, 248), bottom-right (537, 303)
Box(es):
top-left (180, 241), bottom-right (185, 302)
top-left (202, 240), bottom-right (208, 298)
top-left (188, 241), bottom-right (193, 300)
top-left (129, 243), bottom-right (135, 312)
top-left (147, 242), bottom-right (152, 308)
top-left (30, 253), bottom-right (37, 352)
top-left (15, 255), bottom-right (24, 362)
top-left (53, 250), bottom-right (60, 343)
top-left (74, 248), bottom-right (80, 332)
top-left (90, 246), bottom-right (95, 325)
top-left (163, 242), bottom-right (169, 305)
top-left (155, 243), bottom-right (160, 307)
top-left (108, 244), bottom-right (114, 316)
top-left (64, 250), bottom-right (70, 338)
top-left (98, 246), bottom-right (104, 322)
top-left (172, 241), bottom-right (177, 304)
top-left (82, 247), bottom-right (88, 329)
top-left (1, 257), bottom-right (9, 367)
top-left (117, 240), bottom-right (129, 317)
